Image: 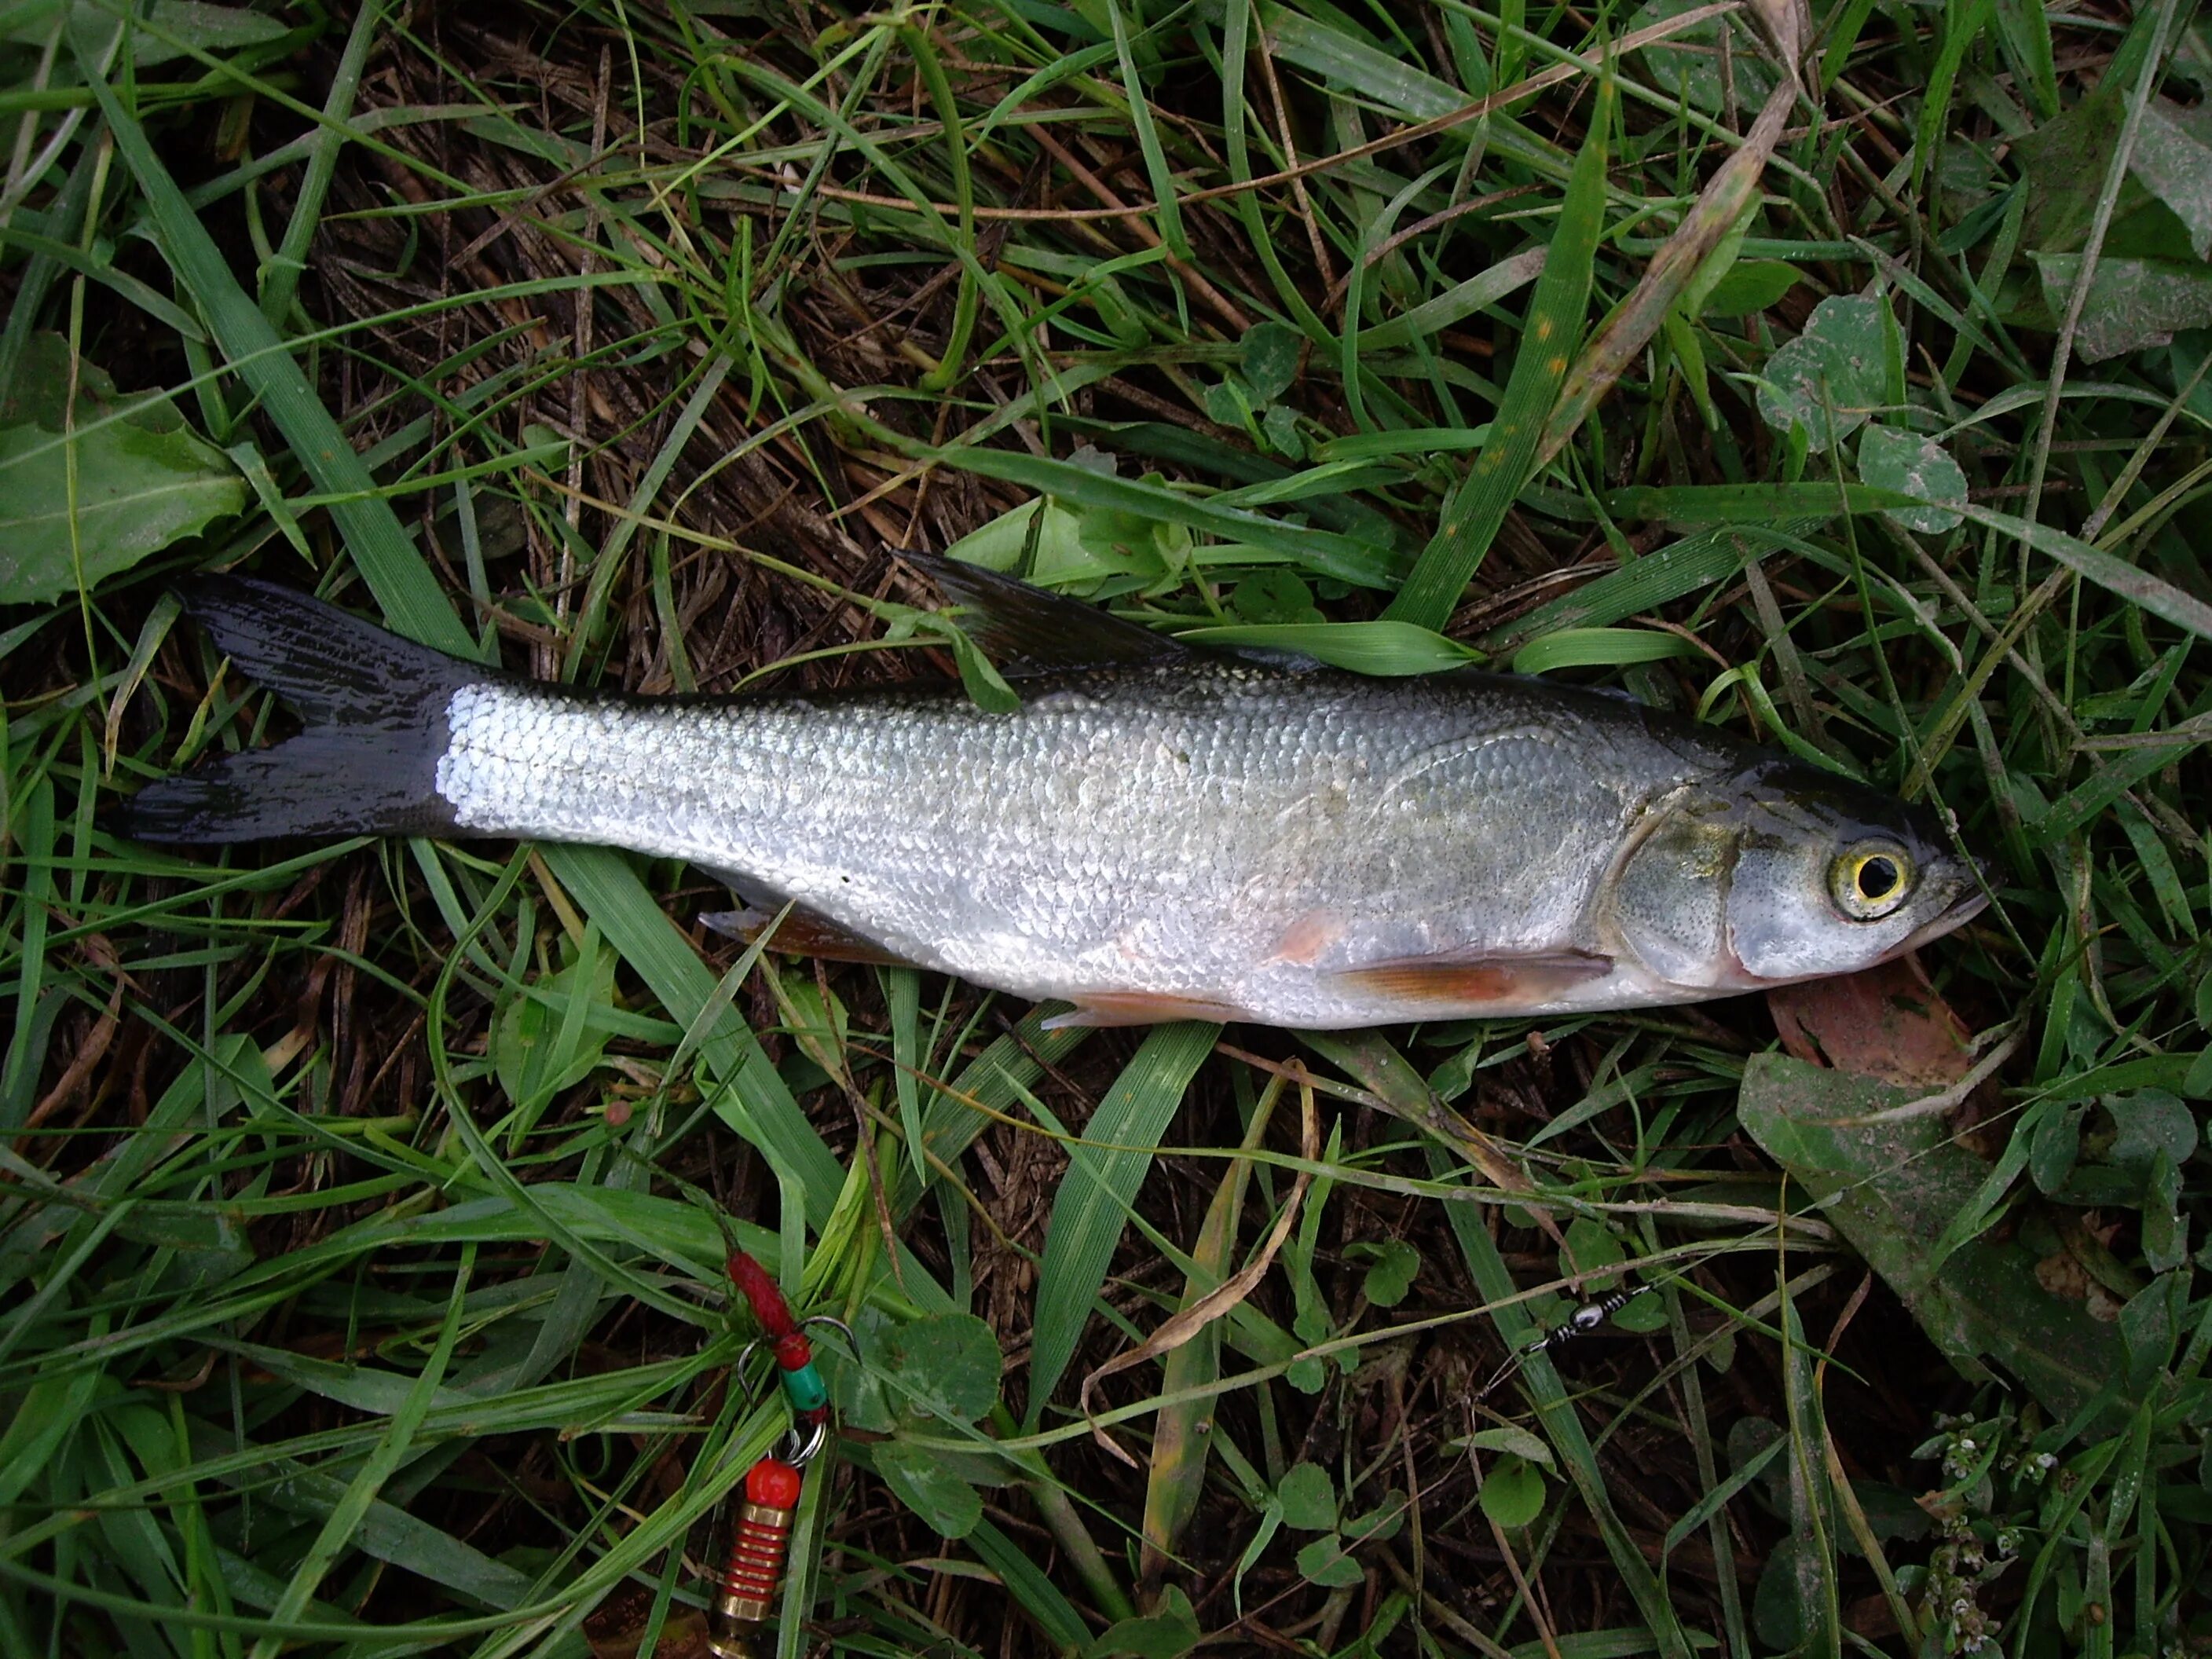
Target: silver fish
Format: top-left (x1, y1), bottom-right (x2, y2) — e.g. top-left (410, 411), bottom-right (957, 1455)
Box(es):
top-left (119, 562), bottom-right (1985, 1029)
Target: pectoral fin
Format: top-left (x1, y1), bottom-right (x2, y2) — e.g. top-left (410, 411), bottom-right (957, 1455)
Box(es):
top-left (1328, 949), bottom-right (1614, 1009)
top-left (698, 905), bottom-right (917, 968)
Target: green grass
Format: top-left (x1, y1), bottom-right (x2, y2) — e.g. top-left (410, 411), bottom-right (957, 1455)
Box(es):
top-left (5, 0), bottom-right (2211, 1656)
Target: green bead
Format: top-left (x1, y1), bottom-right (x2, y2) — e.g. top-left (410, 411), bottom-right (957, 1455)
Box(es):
top-left (780, 1361), bottom-right (828, 1415)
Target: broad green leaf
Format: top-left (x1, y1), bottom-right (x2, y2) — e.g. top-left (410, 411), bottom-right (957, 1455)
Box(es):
top-left (1459, 1425), bottom-right (1554, 1466)
top-left (1856, 423), bottom-right (1968, 533)
top-left (1738, 1053), bottom-right (2131, 1427)
top-left (1276, 1462), bottom-right (1337, 1532)
top-left (2033, 253), bottom-right (2212, 364)
top-left (133, 0), bottom-right (292, 66)
top-left (1562, 1216), bottom-right (1625, 1280)
top-left (1478, 1452), bottom-right (1547, 1528)
top-left (1701, 259), bottom-right (1801, 317)
top-left (1295, 1533), bottom-right (1364, 1588)
top-left (944, 496), bottom-right (1088, 576)
top-left (1087, 1585), bottom-right (1199, 1658)
top-left (1201, 377), bottom-right (1254, 430)
top-left (882, 1313), bottom-right (1002, 1423)
top-left (822, 1307), bottom-right (898, 1434)
top-left (0, 421), bottom-right (244, 604)
top-left (1628, 0), bottom-right (1775, 113)
top-left (2012, 35), bottom-right (2203, 261)
top-left (1342, 1498), bottom-right (1405, 1543)
top-left (1242, 321), bottom-right (1302, 403)
top-left (1753, 1533), bottom-right (1829, 1652)
top-left (2106, 1090), bottom-right (2198, 1177)
top-left (947, 624), bottom-right (1023, 712)
top-left (2129, 100), bottom-right (2212, 260)
top-left (1175, 620), bottom-right (1482, 676)
top-left (1229, 569), bottom-right (1323, 626)
top-left (935, 446), bottom-right (1399, 590)
top-left (1, 331), bottom-right (182, 432)
top-left (1357, 1239), bottom-right (1419, 1307)
top-left (2142, 1155), bottom-right (2187, 1273)
top-left (873, 1441), bottom-right (983, 1538)
top-left (1756, 294), bottom-right (1888, 451)
top-left (2030, 1104), bottom-right (2082, 1193)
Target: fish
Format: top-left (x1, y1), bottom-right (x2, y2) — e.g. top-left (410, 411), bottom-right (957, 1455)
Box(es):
top-left (116, 560), bottom-right (1987, 1030)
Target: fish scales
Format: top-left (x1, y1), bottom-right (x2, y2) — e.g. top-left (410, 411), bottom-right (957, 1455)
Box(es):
top-left (119, 571), bottom-right (1986, 1029)
top-left (433, 663), bottom-right (1712, 1024)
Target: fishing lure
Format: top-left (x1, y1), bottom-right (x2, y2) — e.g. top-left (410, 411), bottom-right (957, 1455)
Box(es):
top-left (1477, 1277), bottom-right (1658, 1401)
top-left (707, 1250), bottom-right (850, 1659)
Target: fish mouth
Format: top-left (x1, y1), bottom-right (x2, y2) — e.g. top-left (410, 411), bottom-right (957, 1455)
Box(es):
top-left (1897, 884), bottom-right (1990, 956)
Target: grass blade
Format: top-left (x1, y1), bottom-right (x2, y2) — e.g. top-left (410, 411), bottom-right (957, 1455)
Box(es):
top-left (78, 47), bottom-right (471, 655)
top-left (1024, 1021), bottom-right (1217, 1428)
top-left (1385, 80), bottom-right (1612, 628)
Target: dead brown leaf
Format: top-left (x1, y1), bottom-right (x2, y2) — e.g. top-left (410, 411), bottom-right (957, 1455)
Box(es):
top-left (1766, 955), bottom-right (1973, 1088)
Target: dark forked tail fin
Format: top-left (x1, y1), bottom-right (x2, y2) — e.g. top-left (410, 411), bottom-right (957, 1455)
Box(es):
top-left (115, 577), bottom-right (485, 844)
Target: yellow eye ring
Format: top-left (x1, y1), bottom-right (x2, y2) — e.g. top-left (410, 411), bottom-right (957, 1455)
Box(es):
top-left (1829, 844), bottom-right (1914, 921)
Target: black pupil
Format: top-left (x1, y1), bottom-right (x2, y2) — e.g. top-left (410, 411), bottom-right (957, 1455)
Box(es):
top-left (1858, 857), bottom-right (1899, 900)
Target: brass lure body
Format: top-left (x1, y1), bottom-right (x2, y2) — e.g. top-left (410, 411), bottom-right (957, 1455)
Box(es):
top-left (706, 1457), bottom-right (802, 1659)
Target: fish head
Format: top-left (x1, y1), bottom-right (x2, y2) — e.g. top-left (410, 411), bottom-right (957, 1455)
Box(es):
top-left (1603, 760), bottom-right (1985, 994)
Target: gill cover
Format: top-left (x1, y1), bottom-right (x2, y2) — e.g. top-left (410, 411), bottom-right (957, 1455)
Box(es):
top-left (1606, 791), bottom-right (1739, 989)
top-left (1606, 762), bottom-right (1977, 991)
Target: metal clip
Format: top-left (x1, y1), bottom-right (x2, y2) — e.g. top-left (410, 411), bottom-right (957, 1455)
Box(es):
top-left (775, 1417), bottom-right (829, 1468)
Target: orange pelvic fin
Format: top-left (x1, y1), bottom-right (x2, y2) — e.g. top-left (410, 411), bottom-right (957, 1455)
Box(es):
top-left (1329, 949), bottom-right (1613, 1008)
top-left (1042, 991), bottom-right (1248, 1029)
top-left (698, 905), bottom-right (914, 968)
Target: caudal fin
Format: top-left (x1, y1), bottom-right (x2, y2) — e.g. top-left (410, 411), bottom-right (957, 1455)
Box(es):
top-left (117, 577), bottom-right (484, 844)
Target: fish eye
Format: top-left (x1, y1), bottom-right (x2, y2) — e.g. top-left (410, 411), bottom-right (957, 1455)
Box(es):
top-left (1829, 843), bottom-right (1914, 921)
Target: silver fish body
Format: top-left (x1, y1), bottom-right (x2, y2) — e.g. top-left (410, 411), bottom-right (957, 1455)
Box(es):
top-left (122, 571), bottom-right (1986, 1028)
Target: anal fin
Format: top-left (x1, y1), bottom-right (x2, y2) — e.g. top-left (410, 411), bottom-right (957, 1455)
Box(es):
top-left (1042, 991), bottom-right (1248, 1029)
top-left (700, 904), bottom-right (917, 969)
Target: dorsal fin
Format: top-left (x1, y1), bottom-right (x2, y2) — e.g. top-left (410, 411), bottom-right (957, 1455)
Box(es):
top-left (898, 551), bottom-right (1192, 677)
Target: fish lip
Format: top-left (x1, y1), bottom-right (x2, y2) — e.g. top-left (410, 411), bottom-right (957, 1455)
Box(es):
top-left (1899, 884), bottom-right (1989, 954)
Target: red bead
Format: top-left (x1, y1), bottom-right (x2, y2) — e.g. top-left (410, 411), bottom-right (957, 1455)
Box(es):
top-left (772, 1331), bottom-right (811, 1371)
top-left (746, 1457), bottom-right (804, 1509)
